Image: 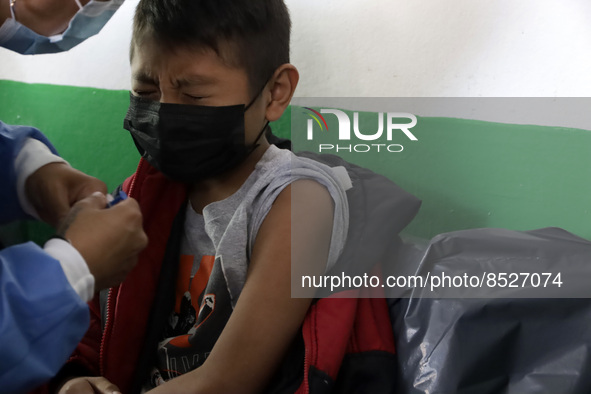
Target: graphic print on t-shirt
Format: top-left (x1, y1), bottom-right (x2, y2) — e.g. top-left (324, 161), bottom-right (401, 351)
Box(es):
top-left (151, 254), bottom-right (233, 384)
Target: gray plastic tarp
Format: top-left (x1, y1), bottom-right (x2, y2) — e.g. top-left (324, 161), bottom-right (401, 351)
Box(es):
top-left (389, 227), bottom-right (591, 394)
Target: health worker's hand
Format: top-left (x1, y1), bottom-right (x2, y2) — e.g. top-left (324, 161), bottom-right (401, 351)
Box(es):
top-left (58, 192), bottom-right (148, 291)
top-left (25, 162), bottom-right (107, 227)
top-left (57, 376), bottom-right (121, 394)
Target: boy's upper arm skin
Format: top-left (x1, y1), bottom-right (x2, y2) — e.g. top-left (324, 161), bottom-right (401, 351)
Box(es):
top-left (150, 179), bottom-right (335, 394)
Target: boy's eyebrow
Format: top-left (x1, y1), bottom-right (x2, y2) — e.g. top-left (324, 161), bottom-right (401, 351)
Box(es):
top-left (175, 74), bottom-right (218, 88)
top-left (131, 72), bottom-right (218, 87)
top-left (132, 72), bottom-right (158, 85)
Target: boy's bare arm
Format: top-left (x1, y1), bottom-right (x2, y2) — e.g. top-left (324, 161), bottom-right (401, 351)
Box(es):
top-left (150, 179), bottom-right (335, 394)
top-left (57, 179), bottom-right (334, 394)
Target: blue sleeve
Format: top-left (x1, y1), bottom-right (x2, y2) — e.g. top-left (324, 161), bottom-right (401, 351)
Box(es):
top-left (0, 121), bottom-right (60, 224)
top-left (0, 242), bottom-right (89, 393)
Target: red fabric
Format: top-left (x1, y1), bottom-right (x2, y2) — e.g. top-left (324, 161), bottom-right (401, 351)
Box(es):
top-left (56, 159), bottom-right (187, 394)
top-left (71, 298), bottom-right (103, 374)
top-left (103, 160), bottom-right (187, 393)
top-left (304, 295), bottom-right (358, 381)
top-left (348, 297), bottom-right (397, 354)
top-left (296, 289), bottom-right (396, 393)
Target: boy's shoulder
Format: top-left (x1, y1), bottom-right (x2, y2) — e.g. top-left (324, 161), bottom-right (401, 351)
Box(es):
top-left (211, 144), bottom-right (350, 214)
top-left (254, 144), bottom-right (352, 192)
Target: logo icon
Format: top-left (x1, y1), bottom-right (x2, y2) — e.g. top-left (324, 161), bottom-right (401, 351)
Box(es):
top-left (303, 107), bottom-right (329, 139)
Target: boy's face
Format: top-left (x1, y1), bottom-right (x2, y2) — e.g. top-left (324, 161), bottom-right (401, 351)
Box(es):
top-left (130, 36), bottom-right (267, 145)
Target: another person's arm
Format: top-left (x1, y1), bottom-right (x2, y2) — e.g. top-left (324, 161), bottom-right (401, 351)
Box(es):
top-left (3, 121), bottom-right (147, 292)
top-left (0, 122), bottom-right (147, 393)
top-left (0, 191), bottom-right (148, 394)
top-left (0, 239), bottom-right (92, 393)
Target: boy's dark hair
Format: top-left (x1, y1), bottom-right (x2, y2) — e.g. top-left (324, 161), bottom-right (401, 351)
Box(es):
top-left (132, 0), bottom-right (291, 95)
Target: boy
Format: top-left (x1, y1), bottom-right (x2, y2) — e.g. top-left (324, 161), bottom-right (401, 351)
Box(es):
top-left (53, 1), bottom-right (403, 393)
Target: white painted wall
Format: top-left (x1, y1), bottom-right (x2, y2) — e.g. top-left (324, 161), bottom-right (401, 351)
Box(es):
top-left (1, 0), bottom-right (590, 97)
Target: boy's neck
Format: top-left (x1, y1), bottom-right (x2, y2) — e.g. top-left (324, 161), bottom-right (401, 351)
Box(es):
top-left (188, 140), bottom-right (271, 214)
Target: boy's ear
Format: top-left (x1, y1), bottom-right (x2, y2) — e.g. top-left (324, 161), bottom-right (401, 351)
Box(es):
top-left (265, 64), bottom-right (299, 122)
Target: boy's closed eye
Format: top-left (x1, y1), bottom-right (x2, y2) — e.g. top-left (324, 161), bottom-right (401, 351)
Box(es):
top-left (132, 88), bottom-right (159, 100)
top-left (131, 85), bottom-right (211, 103)
top-left (183, 93), bottom-right (206, 101)
top-left (133, 90), bottom-right (157, 96)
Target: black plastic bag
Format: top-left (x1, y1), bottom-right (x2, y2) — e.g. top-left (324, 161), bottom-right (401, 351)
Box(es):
top-left (389, 228), bottom-right (591, 394)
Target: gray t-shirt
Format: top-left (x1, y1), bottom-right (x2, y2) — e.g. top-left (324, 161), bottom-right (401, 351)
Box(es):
top-left (146, 145), bottom-right (351, 387)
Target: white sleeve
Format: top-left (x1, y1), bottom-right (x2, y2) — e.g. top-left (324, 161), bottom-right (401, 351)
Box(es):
top-left (44, 238), bottom-right (95, 302)
top-left (14, 138), bottom-right (68, 219)
top-left (14, 138), bottom-right (95, 302)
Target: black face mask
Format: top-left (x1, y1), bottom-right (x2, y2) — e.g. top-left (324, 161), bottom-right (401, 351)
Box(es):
top-left (123, 90), bottom-right (268, 183)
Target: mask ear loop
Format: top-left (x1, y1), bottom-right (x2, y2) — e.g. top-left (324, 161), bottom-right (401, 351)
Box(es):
top-left (249, 120), bottom-right (270, 152)
top-left (244, 78), bottom-right (272, 152)
top-left (74, 0), bottom-right (84, 10)
top-left (9, 0), bottom-right (17, 20)
top-left (244, 80), bottom-right (269, 112)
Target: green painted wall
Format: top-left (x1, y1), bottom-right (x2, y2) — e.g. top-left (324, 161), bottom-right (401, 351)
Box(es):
top-left (1, 80), bottom-right (141, 190)
top-left (291, 109), bottom-right (591, 240)
top-left (1, 80), bottom-right (589, 244)
top-left (1, 80), bottom-right (141, 243)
